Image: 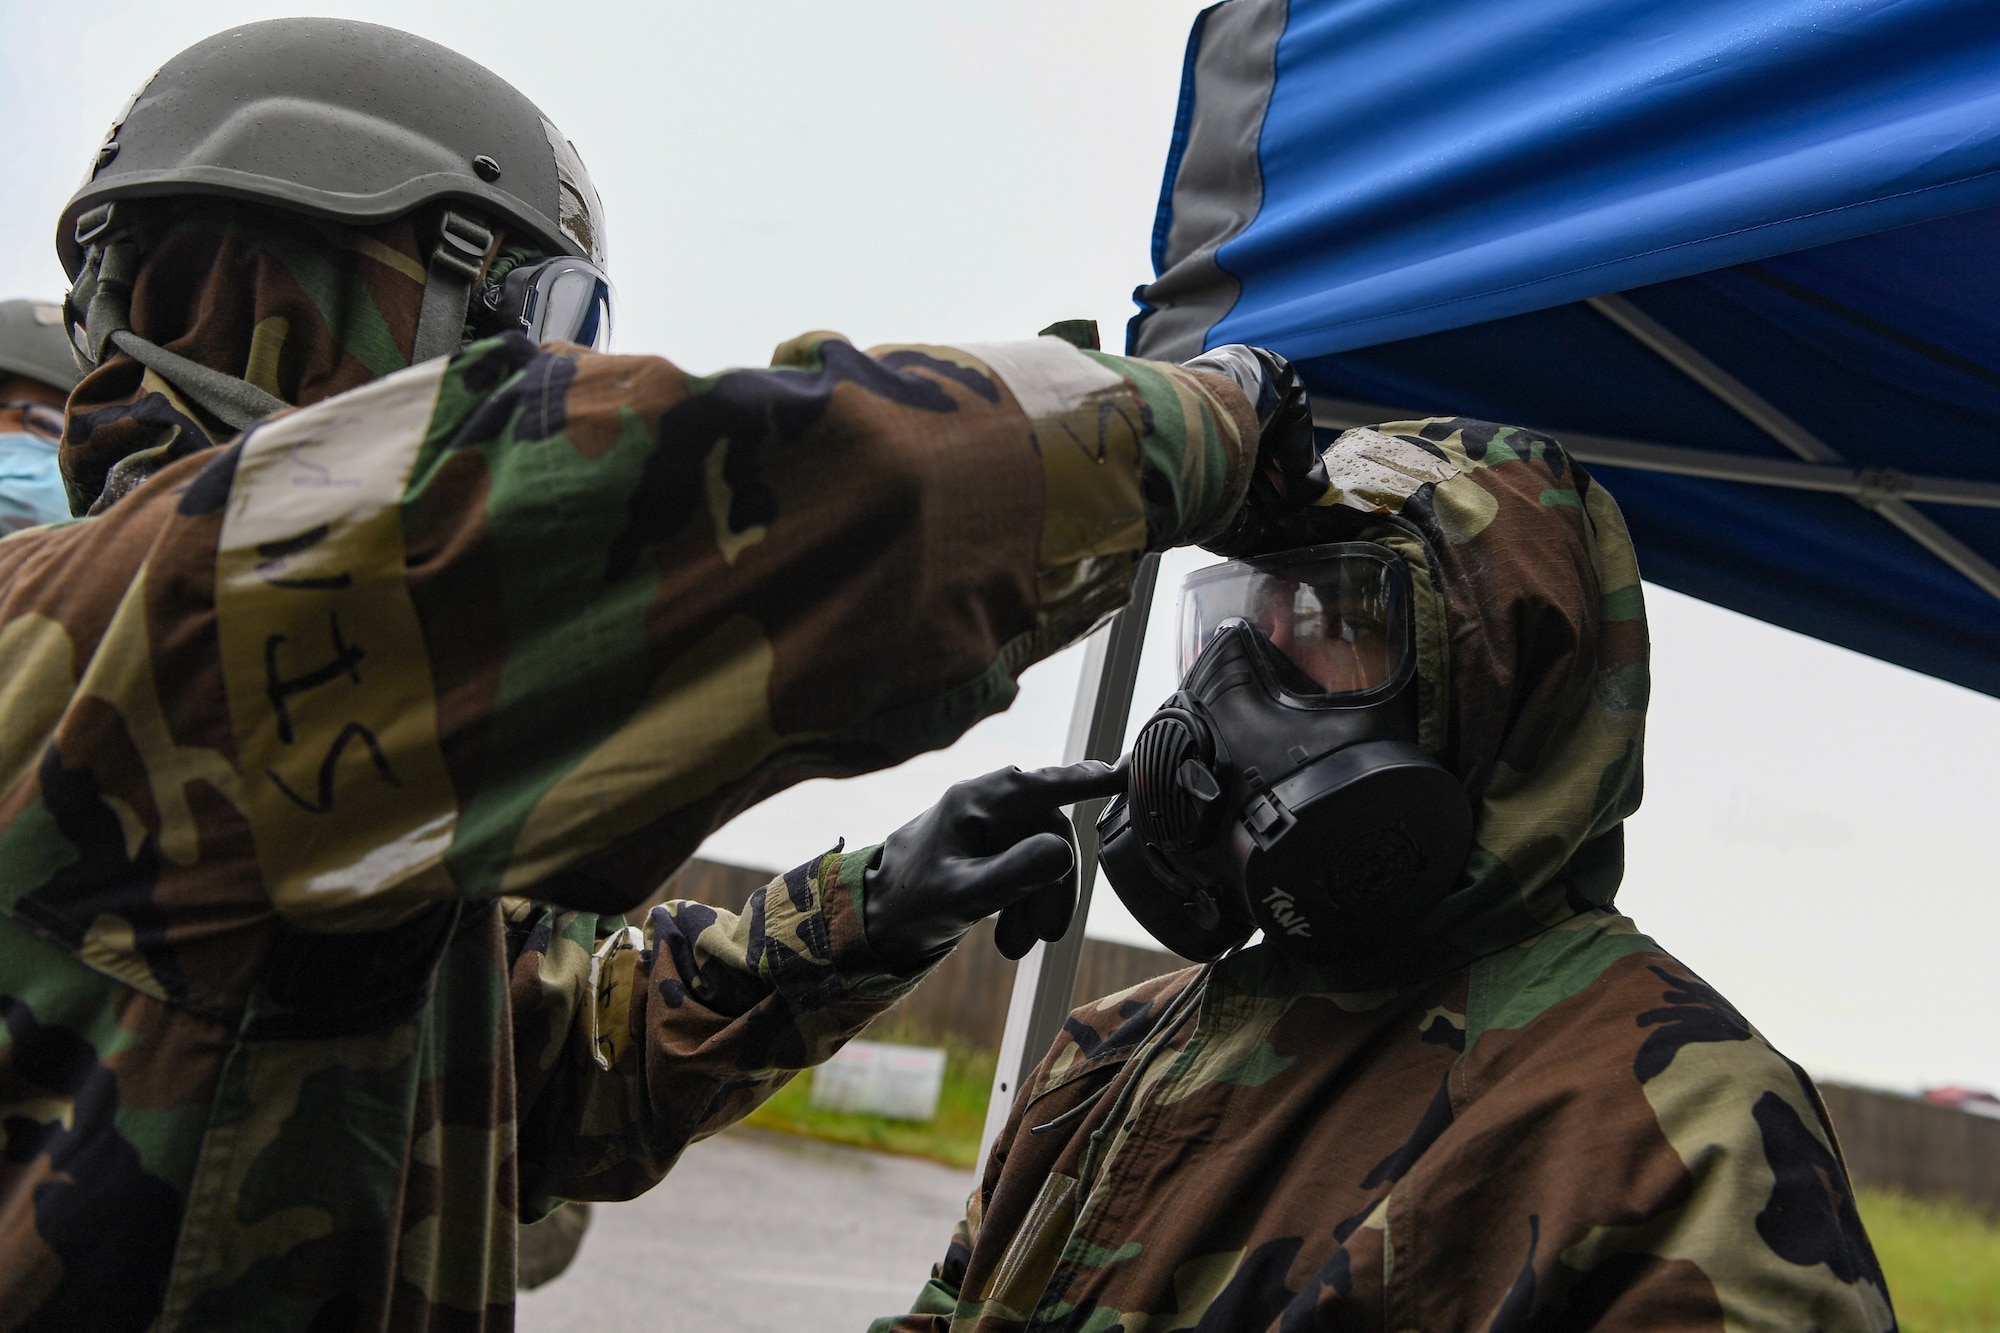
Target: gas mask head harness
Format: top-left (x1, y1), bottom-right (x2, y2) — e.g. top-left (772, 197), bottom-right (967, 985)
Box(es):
top-left (1098, 542), bottom-right (1474, 968)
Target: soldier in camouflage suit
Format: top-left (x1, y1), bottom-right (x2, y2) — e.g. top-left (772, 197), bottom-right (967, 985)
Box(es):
top-left (0, 299), bottom-right (80, 537)
top-left (874, 420), bottom-right (1897, 1331)
top-left (0, 21), bottom-right (1291, 1333)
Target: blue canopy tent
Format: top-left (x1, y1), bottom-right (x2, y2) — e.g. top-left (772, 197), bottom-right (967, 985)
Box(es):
top-left (1128, 0), bottom-right (2000, 699)
top-left (982, 0), bottom-right (2000, 1153)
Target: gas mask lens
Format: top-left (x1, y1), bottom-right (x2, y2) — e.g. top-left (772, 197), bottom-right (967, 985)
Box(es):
top-left (478, 256), bottom-right (615, 350)
top-left (1178, 544), bottom-right (1410, 699)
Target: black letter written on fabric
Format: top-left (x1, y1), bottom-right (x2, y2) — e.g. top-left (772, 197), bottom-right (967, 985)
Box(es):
top-left (267, 721), bottom-right (400, 814)
top-left (262, 614), bottom-right (365, 745)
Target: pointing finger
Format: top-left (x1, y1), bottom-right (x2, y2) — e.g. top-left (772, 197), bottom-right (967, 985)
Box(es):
top-left (974, 760), bottom-right (1125, 824)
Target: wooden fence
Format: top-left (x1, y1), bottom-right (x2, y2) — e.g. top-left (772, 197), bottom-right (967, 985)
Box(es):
top-left (647, 857), bottom-right (1188, 1051)
top-left (1820, 1083), bottom-right (2000, 1215)
top-left (650, 862), bottom-right (2000, 1215)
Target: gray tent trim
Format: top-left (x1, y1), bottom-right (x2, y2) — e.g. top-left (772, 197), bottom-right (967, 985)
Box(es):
top-left (1132, 0), bottom-right (1287, 364)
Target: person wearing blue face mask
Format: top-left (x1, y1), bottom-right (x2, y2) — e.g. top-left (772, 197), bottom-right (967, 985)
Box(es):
top-left (0, 299), bottom-right (79, 536)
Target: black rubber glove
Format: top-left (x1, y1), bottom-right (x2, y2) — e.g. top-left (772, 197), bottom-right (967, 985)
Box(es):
top-left (1184, 344), bottom-right (1325, 558)
top-left (862, 761), bottom-right (1126, 971)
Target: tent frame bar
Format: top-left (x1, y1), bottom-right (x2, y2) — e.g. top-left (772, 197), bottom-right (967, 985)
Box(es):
top-left (1585, 293), bottom-right (2000, 602)
top-left (1310, 399), bottom-right (2000, 511)
top-left (1314, 293), bottom-right (2000, 606)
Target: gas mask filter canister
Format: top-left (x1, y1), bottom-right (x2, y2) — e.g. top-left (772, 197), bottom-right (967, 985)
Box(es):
top-left (1097, 543), bottom-right (1473, 967)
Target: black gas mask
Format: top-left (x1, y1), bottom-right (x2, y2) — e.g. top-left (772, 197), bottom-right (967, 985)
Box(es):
top-left (1098, 543), bottom-right (1474, 967)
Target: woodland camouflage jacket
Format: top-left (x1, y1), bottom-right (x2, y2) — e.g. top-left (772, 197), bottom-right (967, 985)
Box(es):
top-left (874, 419), bottom-right (1895, 1333)
top-left (0, 328), bottom-right (1256, 1331)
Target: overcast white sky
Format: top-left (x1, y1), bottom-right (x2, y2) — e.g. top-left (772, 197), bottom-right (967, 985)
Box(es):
top-left (3, 0), bottom-right (1994, 1096)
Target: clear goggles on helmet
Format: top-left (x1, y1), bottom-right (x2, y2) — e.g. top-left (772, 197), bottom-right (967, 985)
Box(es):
top-left (1178, 543), bottom-right (1412, 701)
top-left (475, 256), bottom-right (614, 351)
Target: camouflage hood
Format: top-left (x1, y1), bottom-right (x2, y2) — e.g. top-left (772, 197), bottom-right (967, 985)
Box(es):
top-left (1306, 416), bottom-right (1648, 967)
top-left (61, 200), bottom-right (432, 513)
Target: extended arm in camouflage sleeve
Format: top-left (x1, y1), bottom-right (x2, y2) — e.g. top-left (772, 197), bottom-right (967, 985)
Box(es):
top-left (505, 845), bottom-right (925, 1209)
top-left (0, 329), bottom-right (1253, 938)
top-left (399, 333), bottom-right (1252, 923)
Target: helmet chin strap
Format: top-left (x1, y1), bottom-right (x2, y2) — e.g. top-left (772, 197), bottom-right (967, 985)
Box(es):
top-left (411, 210), bottom-right (494, 364)
top-left (66, 207), bottom-right (494, 435)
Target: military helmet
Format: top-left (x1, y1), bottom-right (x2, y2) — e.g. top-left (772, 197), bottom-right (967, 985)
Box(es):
top-left (0, 300), bottom-right (80, 391)
top-left (57, 18), bottom-right (606, 279)
top-left (57, 19), bottom-right (611, 431)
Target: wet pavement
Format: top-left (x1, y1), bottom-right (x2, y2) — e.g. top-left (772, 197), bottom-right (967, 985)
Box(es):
top-left (516, 1128), bottom-right (970, 1332)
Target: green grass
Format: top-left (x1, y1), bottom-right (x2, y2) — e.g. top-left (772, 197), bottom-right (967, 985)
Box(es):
top-left (743, 1029), bottom-right (994, 1168)
top-left (1859, 1188), bottom-right (2000, 1333)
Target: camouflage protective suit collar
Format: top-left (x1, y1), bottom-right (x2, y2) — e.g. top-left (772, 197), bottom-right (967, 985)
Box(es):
top-left (1290, 418), bottom-right (1648, 983)
top-left (60, 200), bottom-right (435, 515)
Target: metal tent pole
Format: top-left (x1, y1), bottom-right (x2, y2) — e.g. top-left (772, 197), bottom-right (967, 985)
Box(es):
top-left (975, 554), bottom-right (1160, 1175)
